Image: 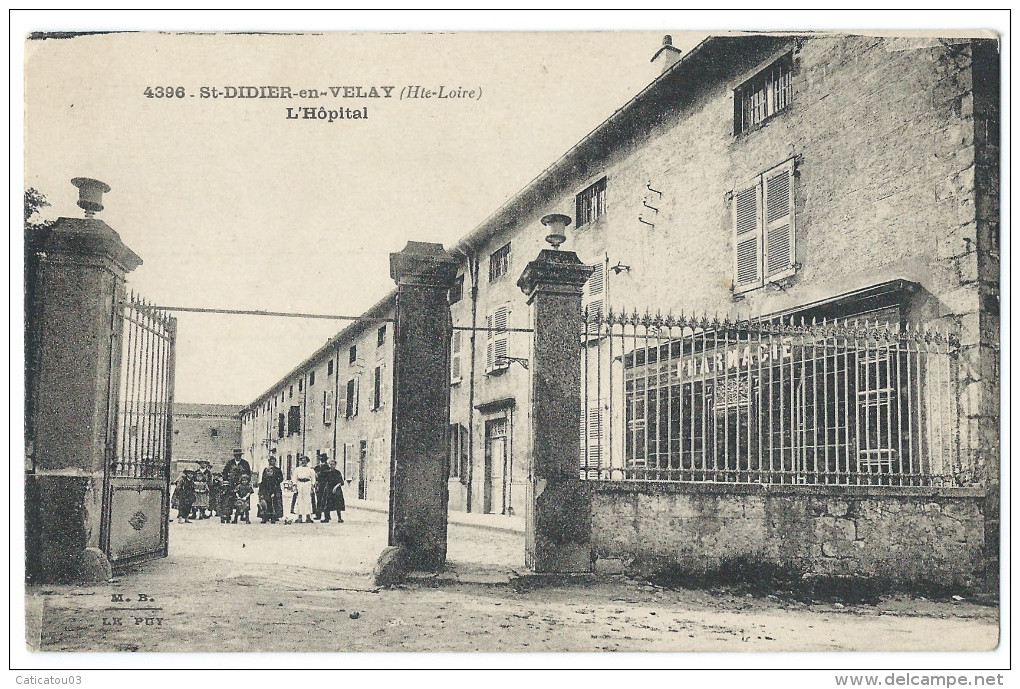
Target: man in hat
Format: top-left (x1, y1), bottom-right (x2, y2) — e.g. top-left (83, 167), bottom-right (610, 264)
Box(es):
top-left (313, 453), bottom-right (330, 521)
top-left (221, 449), bottom-right (252, 523)
top-left (174, 469), bottom-right (196, 523)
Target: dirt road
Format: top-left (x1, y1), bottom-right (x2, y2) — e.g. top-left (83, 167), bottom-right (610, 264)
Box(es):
top-left (27, 506), bottom-right (998, 653)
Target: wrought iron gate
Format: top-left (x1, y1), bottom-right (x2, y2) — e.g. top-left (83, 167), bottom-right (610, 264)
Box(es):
top-left (101, 292), bottom-right (177, 567)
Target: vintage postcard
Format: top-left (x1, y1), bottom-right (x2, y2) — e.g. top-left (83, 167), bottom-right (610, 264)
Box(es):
top-left (16, 12), bottom-right (1006, 678)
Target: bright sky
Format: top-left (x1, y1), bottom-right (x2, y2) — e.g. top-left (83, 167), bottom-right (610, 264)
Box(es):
top-left (22, 27), bottom-right (706, 405)
top-left (18, 11), bottom-right (1007, 406)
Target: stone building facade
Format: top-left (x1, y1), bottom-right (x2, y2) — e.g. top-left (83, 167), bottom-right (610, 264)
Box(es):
top-left (171, 403), bottom-right (243, 476)
top-left (240, 33), bottom-right (999, 582)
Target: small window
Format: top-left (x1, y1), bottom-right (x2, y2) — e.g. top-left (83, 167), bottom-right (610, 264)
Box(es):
top-left (377, 325), bottom-right (386, 348)
top-left (449, 274), bottom-right (464, 305)
top-left (734, 53), bottom-right (793, 135)
top-left (289, 385), bottom-right (293, 399)
top-left (298, 379), bottom-right (303, 392)
top-left (488, 242), bottom-right (511, 282)
top-left (349, 345), bottom-right (357, 365)
top-left (210, 428), bottom-right (219, 438)
top-left (359, 439), bottom-right (368, 460)
top-left (309, 370), bottom-right (316, 386)
top-left (576, 177), bottom-right (607, 227)
top-left (327, 360), bottom-right (334, 376)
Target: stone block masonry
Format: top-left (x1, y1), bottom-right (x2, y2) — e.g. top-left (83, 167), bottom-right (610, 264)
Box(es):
top-left (591, 482), bottom-right (985, 588)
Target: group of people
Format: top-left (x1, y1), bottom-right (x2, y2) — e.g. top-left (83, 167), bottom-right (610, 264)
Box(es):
top-left (172, 449), bottom-right (254, 524)
top-left (260, 450), bottom-right (346, 524)
top-left (172, 448), bottom-right (346, 526)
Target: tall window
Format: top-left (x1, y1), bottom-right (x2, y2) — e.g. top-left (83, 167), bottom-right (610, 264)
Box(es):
top-left (345, 378), bottom-right (359, 418)
top-left (489, 242), bottom-right (511, 282)
top-left (485, 305), bottom-right (510, 373)
top-left (371, 365), bottom-right (384, 410)
top-left (287, 405), bottom-right (301, 435)
top-left (327, 360), bottom-right (334, 376)
top-left (732, 158), bottom-right (796, 293)
top-left (277, 412), bottom-right (285, 438)
top-left (734, 53), bottom-right (793, 134)
top-left (322, 390), bottom-right (334, 425)
top-left (576, 177), bottom-right (607, 227)
top-left (448, 423), bottom-right (469, 483)
top-left (377, 325), bottom-right (386, 348)
top-left (450, 330), bottom-right (463, 384)
top-left (309, 370), bottom-right (315, 386)
top-left (349, 345), bottom-right (357, 364)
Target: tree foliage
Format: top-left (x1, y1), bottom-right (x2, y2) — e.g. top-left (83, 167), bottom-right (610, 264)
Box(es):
top-left (25, 188), bottom-right (54, 234)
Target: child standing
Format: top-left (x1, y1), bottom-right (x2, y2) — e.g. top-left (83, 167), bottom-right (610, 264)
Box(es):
top-left (232, 474), bottom-right (254, 524)
top-left (192, 470), bottom-right (210, 519)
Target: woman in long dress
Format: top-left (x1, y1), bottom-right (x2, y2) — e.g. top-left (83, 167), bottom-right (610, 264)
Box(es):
top-left (292, 455), bottom-right (316, 523)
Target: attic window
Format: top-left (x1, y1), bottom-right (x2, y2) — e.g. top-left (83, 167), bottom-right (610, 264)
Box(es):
top-left (734, 53), bottom-right (793, 135)
top-left (576, 177), bottom-right (607, 227)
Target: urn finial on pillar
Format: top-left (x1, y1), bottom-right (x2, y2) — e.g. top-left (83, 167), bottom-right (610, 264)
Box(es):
top-left (541, 213), bottom-right (571, 250)
top-left (70, 177), bottom-right (111, 218)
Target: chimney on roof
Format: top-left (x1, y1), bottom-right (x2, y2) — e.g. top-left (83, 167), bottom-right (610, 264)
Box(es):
top-left (651, 34), bottom-right (683, 74)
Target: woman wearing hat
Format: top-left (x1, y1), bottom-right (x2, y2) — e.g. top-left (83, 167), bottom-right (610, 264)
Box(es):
top-left (258, 451), bottom-right (285, 524)
top-left (291, 455), bottom-right (316, 523)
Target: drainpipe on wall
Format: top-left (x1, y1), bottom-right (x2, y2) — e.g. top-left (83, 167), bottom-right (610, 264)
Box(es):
top-left (331, 347), bottom-right (341, 473)
top-left (301, 373), bottom-right (307, 458)
top-left (466, 252), bottom-right (480, 513)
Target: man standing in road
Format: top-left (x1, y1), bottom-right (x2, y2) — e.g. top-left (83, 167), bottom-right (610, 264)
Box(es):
top-left (321, 458), bottom-right (346, 523)
top-left (221, 448), bottom-right (251, 523)
top-left (258, 450), bottom-right (284, 524)
top-left (313, 453), bottom-right (330, 521)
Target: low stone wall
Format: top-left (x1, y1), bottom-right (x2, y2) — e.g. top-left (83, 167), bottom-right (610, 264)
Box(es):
top-left (591, 481), bottom-right (986, 588)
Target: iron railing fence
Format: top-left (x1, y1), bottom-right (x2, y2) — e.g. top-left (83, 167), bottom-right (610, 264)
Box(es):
top-left (580, 309), bottom-right (960, 487)
top-left (109, 292), bottom-right (177, 479)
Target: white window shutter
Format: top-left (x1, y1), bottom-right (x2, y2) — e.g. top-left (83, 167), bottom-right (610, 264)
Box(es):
top-left (494, 306), bottom-right (509, 370)
top-left (583, 260), bottom-right (605, 321)
top-left (580, 404), bottom-right (603, 475)
top-left (763, 160), bottom-right (795, 278)
top-left (451, 331), bottom-right (462, 381)
top-left (732, 184), bottom-right (762, 291)
top-left (323, 390), bottom-right (333, 425)
top-left (485, 314), bottom-right (494, 372)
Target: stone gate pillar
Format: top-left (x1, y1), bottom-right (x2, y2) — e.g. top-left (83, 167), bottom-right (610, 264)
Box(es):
top-left (517, 219), bottom-right (595, 573)
top-left (25, 178), bottom-right (141, 583)
top-left (384, 241), bottom-right (459, 573)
